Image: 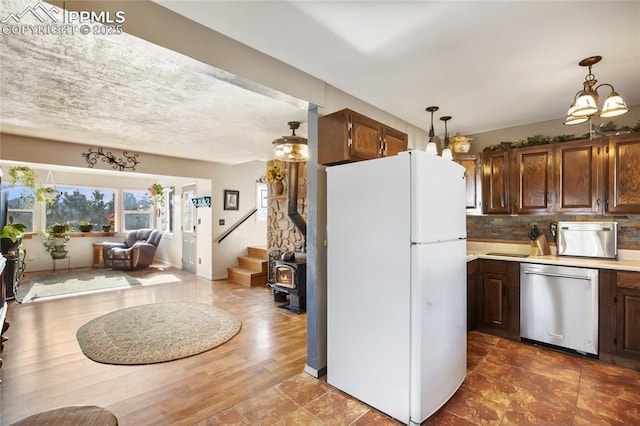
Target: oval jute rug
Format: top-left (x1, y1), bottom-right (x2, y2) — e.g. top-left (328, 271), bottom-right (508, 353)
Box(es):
top-left (76, 302), bottom-right (241, 365)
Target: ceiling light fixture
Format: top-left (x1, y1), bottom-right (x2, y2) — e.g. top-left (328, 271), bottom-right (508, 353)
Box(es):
top-left (425, 106), bottom-right (439, 155)
top-left (564, 55), bottom-right (629, 126)
top-left (273, 121), bottom-right (308, 162)
top-left (440, 116), bottom-right (453, 160)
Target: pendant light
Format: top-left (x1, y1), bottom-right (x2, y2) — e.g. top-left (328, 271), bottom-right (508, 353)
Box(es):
top-left (273, 121), bottom-right (308, 162)
top-left (564, 55), bottom-right (629, 126)
top-left (440, 116), bottom-right (453, 160)
top-left (425, 106), bottom-right (439, 155)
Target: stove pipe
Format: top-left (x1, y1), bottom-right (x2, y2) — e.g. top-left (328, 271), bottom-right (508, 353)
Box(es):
top-left (286, 161), bottom-right (306, 237)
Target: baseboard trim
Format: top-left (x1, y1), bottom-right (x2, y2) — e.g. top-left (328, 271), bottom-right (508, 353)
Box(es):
top-left (304, 364), bottom-right (327, 378)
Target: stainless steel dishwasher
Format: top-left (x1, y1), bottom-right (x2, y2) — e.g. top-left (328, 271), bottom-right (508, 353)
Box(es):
top-left (520, 263), bottom-right (599, 356)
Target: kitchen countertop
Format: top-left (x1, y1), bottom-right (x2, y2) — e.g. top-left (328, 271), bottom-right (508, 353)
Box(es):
top-left (466, 241), bottom-right (640, 272)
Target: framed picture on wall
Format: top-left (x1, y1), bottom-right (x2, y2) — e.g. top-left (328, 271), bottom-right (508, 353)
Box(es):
top-left (224, 189), bottom-right (239, 210)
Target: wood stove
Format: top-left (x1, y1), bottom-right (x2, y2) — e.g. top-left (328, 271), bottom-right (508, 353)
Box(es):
top-left (271, 258), bottom-right (306, 313)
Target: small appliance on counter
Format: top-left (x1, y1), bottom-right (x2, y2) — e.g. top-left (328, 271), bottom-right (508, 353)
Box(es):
top-left (556, 221), bottom-right (618, 259)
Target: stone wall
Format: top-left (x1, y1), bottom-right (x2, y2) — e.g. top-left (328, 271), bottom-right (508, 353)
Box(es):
top-left (266, 160), bottom-right (307, 281)
top-left (467, 214), bottom-right (640, 249)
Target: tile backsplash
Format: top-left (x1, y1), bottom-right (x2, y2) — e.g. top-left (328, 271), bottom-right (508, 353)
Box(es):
top-left (467, 214), bottom-right (640, 249)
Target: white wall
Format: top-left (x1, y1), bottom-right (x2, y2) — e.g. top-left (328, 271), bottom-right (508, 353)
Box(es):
top-left (209, 161), bottom-right (268, 280)
top-left (468, 105), bottom-right (640, 153)
top-left (0, 134), bottom-right (266, 278)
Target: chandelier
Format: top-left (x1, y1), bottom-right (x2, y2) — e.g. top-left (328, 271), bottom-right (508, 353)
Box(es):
top-left (563, 55), bottom-right (629, 126)
top-left (273, 121), bottom-right (308, 162)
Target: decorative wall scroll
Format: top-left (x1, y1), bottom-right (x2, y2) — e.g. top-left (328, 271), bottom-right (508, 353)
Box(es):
top-left (82, 147), bottom-right (140, 171)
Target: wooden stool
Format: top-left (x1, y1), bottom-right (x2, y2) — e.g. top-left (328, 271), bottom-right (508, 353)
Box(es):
top-left (9, 405), bottom-right (118, 425)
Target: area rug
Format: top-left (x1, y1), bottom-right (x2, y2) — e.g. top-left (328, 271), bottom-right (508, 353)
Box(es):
top-left (20, 270), bottom-right (142, 303)
top-left (76, 302), bottom-right (242, 365)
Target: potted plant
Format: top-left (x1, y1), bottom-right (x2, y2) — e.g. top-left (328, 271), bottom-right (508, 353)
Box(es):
top-left (78, 220), bottom-right (95, 232)
top-left (1, 216), bottom-right (27, 255)
top-left (35, 185), bottom-right (58, 206)
top-left (102, 213), bottom-right (115, 232)
top-left (148, 183), bottom-right (165, 206)
top-left (267, 165), bottom-right (285, 195)
top-left (7, 166), bottom-right (37, 188)
top-left (42, 221), bottom-right (73, 259)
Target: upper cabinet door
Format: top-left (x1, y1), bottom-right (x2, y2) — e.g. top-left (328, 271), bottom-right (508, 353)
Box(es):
top-left (349, 112), bottom-right (383, 160)
top-left (607, 134), bottom-right (640, 214)
top-left (482, 151), bottom-right (510, 214)
top-left (454, 153), bottom-right (483, 214)
top-left (382, 126), bottom-right (408, 157)
top-left (511, 145), bottom-right (554, 214)
top-left (555, 138), bottom-right (602, 214)
top-left (318, 109), bottom-right (408, 165)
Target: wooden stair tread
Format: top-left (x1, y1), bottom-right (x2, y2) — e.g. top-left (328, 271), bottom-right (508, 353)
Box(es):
top-left (228, 266), bottom-right (264, 276)
top-left (228, 246), bottom-right (268, 287)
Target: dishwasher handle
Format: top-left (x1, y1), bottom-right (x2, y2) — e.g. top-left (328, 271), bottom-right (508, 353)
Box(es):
top-left (523, 269), bottom-right (592, 281)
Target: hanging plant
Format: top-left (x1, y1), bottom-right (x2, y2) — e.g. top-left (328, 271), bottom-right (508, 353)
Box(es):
top-left (35, 186), bottom-right (58, 206)
top-left (148, 183), bottom-right (165, 206)
top-left (7, 166), bottom-right (37, 188)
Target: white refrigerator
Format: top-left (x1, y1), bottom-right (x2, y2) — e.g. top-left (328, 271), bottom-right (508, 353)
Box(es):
top-left (326, 150), bottom-right (467, 425)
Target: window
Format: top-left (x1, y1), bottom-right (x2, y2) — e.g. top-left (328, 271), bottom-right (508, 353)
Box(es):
top-left (123, 190), bottom-right (152, 230)
top-left (46, 186), bottom-right (116, 230)
top-left (6, 186), bottom-right (35, 232)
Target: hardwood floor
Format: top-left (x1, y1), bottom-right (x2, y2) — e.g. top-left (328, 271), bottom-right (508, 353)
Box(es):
top-left (1, 265), bottom-right (308, 425)
top-left (2, 265), bottom-right (640, 425)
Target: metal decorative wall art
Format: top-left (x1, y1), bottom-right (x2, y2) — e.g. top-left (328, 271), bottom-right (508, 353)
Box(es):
top-left (82, 147), bottom-right (140, 171)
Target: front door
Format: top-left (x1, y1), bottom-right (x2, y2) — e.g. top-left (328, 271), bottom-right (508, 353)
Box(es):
top-left (182, 184), bottom-right (197, 273)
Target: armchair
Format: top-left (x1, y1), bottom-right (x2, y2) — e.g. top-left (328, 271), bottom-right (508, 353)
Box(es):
top-left (102, 229), bottom-right (162, 270)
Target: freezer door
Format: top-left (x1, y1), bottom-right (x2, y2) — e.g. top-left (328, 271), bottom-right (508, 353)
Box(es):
top-left (410, 239), bottom-right (467, 423)
top-left (410, 151), bottom-right (467, 243)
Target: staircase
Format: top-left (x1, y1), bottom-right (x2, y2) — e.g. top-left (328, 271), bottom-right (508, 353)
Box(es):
top-left (227, 246), bottom-right (268, 287)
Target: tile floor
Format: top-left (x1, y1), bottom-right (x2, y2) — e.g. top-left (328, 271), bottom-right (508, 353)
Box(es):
top-left (197, 331), bottom-right (640, 425)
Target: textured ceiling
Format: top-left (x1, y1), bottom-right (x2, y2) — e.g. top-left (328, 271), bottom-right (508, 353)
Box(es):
top-left (1, 0), bottom-right (639, 166)
top-left (0, 0), bottom-right (308, 165)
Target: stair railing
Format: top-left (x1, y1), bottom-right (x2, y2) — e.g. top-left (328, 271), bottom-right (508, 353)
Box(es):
top-left (216, 208), bottom-right (258, 244)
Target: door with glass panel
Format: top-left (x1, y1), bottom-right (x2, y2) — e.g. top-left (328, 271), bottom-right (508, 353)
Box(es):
top-left (182, 184), bottom-right (197, 273)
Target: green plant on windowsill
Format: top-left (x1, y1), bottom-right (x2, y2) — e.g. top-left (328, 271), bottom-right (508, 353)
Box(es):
top-left (78, 220), bottom-right (95, 232)
top-left (42, 221), bottom-right (73, 259)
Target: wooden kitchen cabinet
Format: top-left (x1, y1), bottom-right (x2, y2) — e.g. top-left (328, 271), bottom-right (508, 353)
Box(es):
top-left (318, 109), bottom-right (408, 165)
top-left (482, 151), bottom-right (510, 214)
top-left (511, 145), bottom-right (554, 214)
top-left (482, 137), bottom-right (610, 215)
top-left (555, 138), bottom-right (603, 213)
top-left (478, 260), bottom-right (520, 339)
top-left (467, 259), bottom-right (480, 331)
top-left (615, 271), bottom-right (640, 358)
top-left (606, 133), bottom-right (640, 214)
top-left (454, 153), bottom-right (482, 214)
top-left (600, 270), bottom-right (640, 370)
